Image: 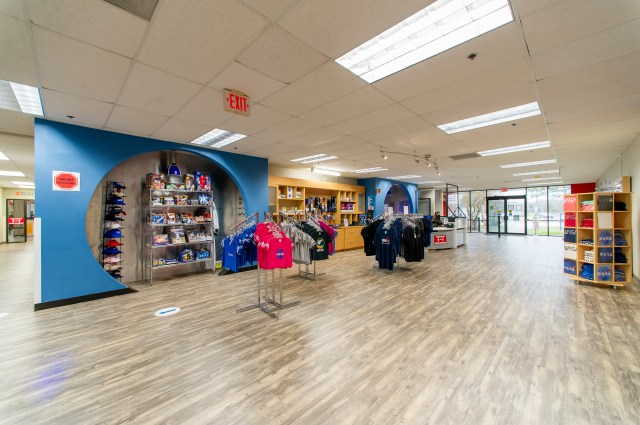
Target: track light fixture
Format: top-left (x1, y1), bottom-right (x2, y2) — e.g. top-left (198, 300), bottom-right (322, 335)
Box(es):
top-left (379, 147), bottom-right (440, 174)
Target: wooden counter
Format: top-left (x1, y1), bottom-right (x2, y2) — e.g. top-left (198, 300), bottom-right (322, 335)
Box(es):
top-left (335, 226), bottom-right (364, 252)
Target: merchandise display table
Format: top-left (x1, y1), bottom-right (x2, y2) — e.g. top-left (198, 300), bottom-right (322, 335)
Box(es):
top-left (429, 226), bottom-right (467, 250)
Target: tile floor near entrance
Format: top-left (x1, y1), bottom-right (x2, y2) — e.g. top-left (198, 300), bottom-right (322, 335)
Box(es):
top-left (1, 234), bottom-right (639, 424)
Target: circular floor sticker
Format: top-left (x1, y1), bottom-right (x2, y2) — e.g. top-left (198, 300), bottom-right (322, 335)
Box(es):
top-left (154, 307), bottom-right (181, 317)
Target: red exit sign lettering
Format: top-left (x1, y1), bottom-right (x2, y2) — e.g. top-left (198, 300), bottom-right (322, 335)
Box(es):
top-left (223, 89), bottom-right (250, 117)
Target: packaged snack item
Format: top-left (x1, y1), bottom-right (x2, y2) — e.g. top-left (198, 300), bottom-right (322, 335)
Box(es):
top-left (166, 213), bottom-right (177, 224)
top-left (189, 198), bottom-right (200, 206)
top-left (164, 257), bottom-right (178, 265)
top-left (181, 213), bottom-right (195, 224)
top-left (194, 215), bottom-right (205, 223)
top-left (152, 234), bottom-right (169, 246)
top-left (175, 195), bottom-right (188, 206)
top-left (151, 197), bottom-right (163, 206)
top-left (197, 249), bottom-right (210, 259)
top-left (169, 228), bottom-right (186, 244)
top-left (164, 197), bottom-right (175, 205)
top-left (184, 174), bottom-right (195, 191)
top-left (152, 258), bottom-right (166, 267)
top-left (147, 173), bottom-right (165, 189)
top-left (151, 214), bottom-right (166, 224)
top-left (198, 193), bottom-right (212, 205)
top-left (180, 249), bottom-right (195, 262)
top-left (186, 230), bottom-right (198, 243)
top-left (196, 173), bottom-right (211, 191)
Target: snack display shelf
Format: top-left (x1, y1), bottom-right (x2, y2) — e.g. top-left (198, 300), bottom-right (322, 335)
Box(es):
top-left (149, 188), bottom-right (213, 193)
top-left (149, 241), bottom-right (212, 249)
top-left (149, 204), bottom-right (213, 208)
top-left (149, 258), bottom-right (211, 270)
top-left (148, 223), bottom-right (209, 227)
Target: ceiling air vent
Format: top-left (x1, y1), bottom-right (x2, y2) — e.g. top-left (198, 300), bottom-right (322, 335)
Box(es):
top-left (449, 152), bottom-right (481, 161)
top-left (104, 0), bottom-right (159, 21)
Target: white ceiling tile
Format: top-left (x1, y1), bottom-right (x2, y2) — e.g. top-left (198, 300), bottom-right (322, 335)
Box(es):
top-left (237, 26), bottom-right (328, 83)
top-left (352, 116), bottom-right (432, 143)
top-left (138, 0), bottom-right (268, 84)
top-left (0, 109), bottom-right (33, 136)
top-left (0, 14), bottom-right (38, 86)
top-left (209, 61), bottom-right (285, 102)
top-left (261, 61), bottom-right (366, 115)
top-left (221, 104), bottom-right (291, 135)
top-left (253, 117), bottom-right (320, 142)
top-left (402, 58), bottom-right (533, 116)
top-left (0, 0), bottom-right (27, 20)
top-left (28, 0), bottom-right (148, 58)
top-left (545, 93), bottom-right (640, 124)
top-left (152, 118), bottom-right (212, 143)
top-left (118, 63), bottom-right (203, 116)
top-left (330, 104), bottom-right (415, 136)
top-left (278, 0), bottom-right (428, 58)
top-left (33, 26), bottom-right (130, 103)
top-left (377, 125), bottom-right (451, 150)
top-left (374, 23), bottom-right (529, 102)
top-left (175, 87), bottom-right (232, 128)
top-left (537, 52), bottom-right (640, 99)
top-left (513, 0), bottom-right (562, 18)
top-left (279, 127), bottom-right (344, 147)
top-left (105, 105), bottom-right (168, 136)
top-left (216, 135), bottom-right (274, 154)
top-left (240, 0), bottom-right (300, 21)
top-left (531, 18), bottom-right (640, 79)
top-left (542, 75), bottom-right (640, 114)
top-left (522, 0), bottom-right (640, 56)
top-left (299, 86), bottom-right (393, 127)
top-left (421, 83), bottom-right (539, 127)
top-left (41, 89), bottom-right (113, 128)
top-left (248, 141), bottom-right (298, 157)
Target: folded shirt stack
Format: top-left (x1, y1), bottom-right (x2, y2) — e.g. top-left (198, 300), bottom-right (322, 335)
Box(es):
top-left (615, 267), bottom-right (626, 282)
top-left (580, 263), bottom-right (594, 280)
top-left (614, 230), bottom-right (627, 246)
top-left (579, 239), bottom-right (594, 245)
top-left (581, 218), bottom-right (594, 227)
top-left (614, 248), bottom-right (627, 263)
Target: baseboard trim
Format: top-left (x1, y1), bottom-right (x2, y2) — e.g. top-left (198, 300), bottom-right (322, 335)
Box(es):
top-left (34, 287), bottom-right (137, 311)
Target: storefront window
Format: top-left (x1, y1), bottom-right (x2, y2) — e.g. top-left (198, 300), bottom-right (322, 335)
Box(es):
top-left (486, 188), bottom-right (526, 197)
top-left (526, 187), bottom-right (548, 235)
top-left (548, 185), bottom-right (571, 236)
top-left (469, 190), bottom-right (487, 231)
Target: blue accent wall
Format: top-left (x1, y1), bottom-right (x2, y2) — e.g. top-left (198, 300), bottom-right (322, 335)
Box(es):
top-left (357, 178), bottom-right (418, 216)
top-left (35, 119), bottom-right (268, 303)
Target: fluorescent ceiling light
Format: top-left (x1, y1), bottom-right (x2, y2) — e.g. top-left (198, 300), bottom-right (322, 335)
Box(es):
top-left (335, 0), bottom-right (513, 83)
top-left (477, 141), bottom-right (551, 156)
top-left (0, 170), bottom-right (25, 177)
top-left (353, 167), bottom-right (388, 173)
top-left (17, 185), bottom-right (35, 189)
top-left (387, 175), bottom-right (422, 179)
top-left (312, 167), bottom-right (341, 176)
top-left (0, 80), bottom-right (43, 116)
top-left (190, 128), bottom-right (247, 148)
top-left (438, 102), bottom-right (541, 134)
top-left (522, 176), bottom-right (563, 182)
top-left (12, 181), bottom-right (33, 185)
top-left (512, 170), bottom-right (558, 176)
top-left (0, 152), bottom-right (8, 160)
top-left (499, 159), bottom-right (557, 169)
top-left (416, 180), bottom-right (443, 184)
top-left (291, 154), bottom-right (338, 164)
top-left (528, 181), bottom-right (563, 186)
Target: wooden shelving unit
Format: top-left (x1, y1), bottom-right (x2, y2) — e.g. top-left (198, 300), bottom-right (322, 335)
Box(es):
top-left (563, 191), bottom-right (633, 288)
top-left (268, 176), bottom-right (366, 251)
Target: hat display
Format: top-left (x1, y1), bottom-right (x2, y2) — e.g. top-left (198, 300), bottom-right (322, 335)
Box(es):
top-left (113, 182), bottom-right (126, 189)
top-left (104, 222), bottom-right (122, 230)
top-left (102, 247), bottom-right (123, 255)
top-left (104, 228), bottom-right (123, 238)
top-left (105, 240), bottom-right (123, 247)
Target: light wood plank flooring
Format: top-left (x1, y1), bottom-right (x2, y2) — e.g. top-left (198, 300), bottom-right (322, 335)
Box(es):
top-left (1, 235), bottom-right (639, 424)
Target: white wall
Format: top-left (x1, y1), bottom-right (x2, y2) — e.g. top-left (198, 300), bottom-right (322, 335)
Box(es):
top-left (597, 133), bottom-right (640, 280)
top-left (269, 165), bottom-right (358, 185)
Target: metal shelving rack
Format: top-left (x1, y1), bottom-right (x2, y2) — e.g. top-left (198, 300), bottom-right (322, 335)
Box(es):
top-left (143, 182), bottom-right (217, 285)
top-left (102, 181), bottom-right (125, 282)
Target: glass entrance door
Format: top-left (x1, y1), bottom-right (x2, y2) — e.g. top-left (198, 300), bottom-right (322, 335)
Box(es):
top-left (6, 199), bottom-right (27, 243)
top-left (486, 196), bottom-right (527, 235)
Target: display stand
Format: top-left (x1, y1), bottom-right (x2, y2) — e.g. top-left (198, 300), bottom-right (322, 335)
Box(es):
top-left (218, 212), bottom-right (259, 276)
top-left (101, 181), bottom-right (125, 282)
top-left (563, 191), bottom-right (633, 288)
top-left (143, 175), bottom-right (217, 285)
top-left (236, 267), bottom-right (279, 319)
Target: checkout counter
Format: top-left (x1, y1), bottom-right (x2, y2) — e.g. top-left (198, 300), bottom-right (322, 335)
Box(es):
top-left (429, 218), bottom-right (467, 250)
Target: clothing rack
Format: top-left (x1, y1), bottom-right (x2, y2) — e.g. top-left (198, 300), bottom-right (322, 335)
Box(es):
top-left (236, 212), bottom-right (300, 319)
top-left (286, 214), bottom-right (327, 280)
top-left (231, 211), bottom-right (259, 233)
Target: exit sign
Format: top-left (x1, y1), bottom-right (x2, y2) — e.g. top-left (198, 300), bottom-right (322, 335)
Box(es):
top-left (223, 89), bottom-right (250, 116)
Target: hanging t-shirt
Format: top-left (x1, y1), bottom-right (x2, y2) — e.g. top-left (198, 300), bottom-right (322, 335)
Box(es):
top-left (374, 225), bottom-right (399, 270)
top-left (222, 236), bottom-right (240, 272)
top-left (302, 223), bottom-right (330, 261)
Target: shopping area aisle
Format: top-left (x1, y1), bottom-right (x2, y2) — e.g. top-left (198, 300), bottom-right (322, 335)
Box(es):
top-left (1, 234), bottom-right (639, 424)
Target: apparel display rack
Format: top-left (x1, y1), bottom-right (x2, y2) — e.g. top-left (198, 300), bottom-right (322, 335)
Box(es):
top-left (143, 175), bottom-right (217, 285)
top-left (236, 212), bottom-right (300, 319)
top-left (101, 181), bottom-right (126, 281)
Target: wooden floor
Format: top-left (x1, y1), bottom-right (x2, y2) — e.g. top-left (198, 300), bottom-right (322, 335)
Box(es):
top-left (1, 234), bottom-right (640, 424)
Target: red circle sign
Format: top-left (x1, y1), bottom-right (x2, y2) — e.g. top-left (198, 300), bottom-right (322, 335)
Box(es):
top-left (54, 172), bottom-right (78, 190)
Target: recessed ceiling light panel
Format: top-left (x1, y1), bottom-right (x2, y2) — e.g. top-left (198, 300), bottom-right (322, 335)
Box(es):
top-left (0, 152), bottom-right (8, 160)
top-left (512, 170), bottom-right (559, 176)
top-left (290, 154), bottom-right (338, 164)
top-left (387, 175), bottom-right (422, 180)
top-left (499, 159), bottom-right (557, 169)
top-left (477, 141), bottom-right (551, 156)
top-left (0, 170), bottom-right (25, 177)
top-left (438, 102), bottom-right (541, 134)
top-left (353, 167), bottom-right (389, 173)
top-left (335, 0), bottom-right (513, 83)
top-left (190, 128), bottom-right (247, 148)
top-left (0, 80), bottom-right (43, 116)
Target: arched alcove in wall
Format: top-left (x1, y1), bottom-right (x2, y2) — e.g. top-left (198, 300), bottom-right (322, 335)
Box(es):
top-left (383, 184), bottom-right (413, 213)
top-left (85, 150), bottom-right (244, 284)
